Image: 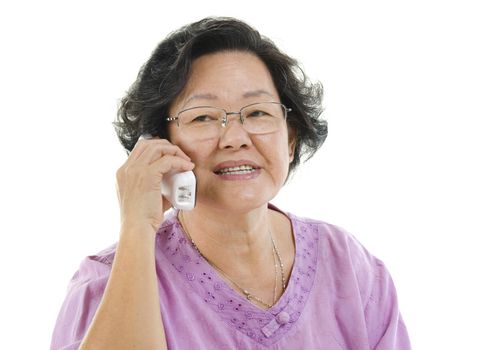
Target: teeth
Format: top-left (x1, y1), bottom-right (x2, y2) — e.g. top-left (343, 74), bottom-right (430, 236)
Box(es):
top-left (218, 165), bottom-right (255, 174)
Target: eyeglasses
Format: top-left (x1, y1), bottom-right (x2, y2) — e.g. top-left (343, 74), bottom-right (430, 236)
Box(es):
top-left (166, 102), bottom-right (291, 140)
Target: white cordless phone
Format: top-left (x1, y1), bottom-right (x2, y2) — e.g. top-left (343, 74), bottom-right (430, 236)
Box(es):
top-left (160, 171), bottom-right (196, 210)
top-left (138, 134), bottom-right (196, 210)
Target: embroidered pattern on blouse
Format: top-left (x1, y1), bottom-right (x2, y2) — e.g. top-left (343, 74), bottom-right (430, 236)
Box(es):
top-left (156, 211), bottom-right (319, 347)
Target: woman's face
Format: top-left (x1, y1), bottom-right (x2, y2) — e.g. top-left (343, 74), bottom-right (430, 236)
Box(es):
top-left (169, 51), bottom-right (295, 212)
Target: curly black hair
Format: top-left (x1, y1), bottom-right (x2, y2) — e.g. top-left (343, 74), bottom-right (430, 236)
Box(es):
top-left (114, 17), bottom-right (327, 176)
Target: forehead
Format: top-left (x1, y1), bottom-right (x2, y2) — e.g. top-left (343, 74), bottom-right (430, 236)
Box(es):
top-left (172, 51), bottom-right (280, 112)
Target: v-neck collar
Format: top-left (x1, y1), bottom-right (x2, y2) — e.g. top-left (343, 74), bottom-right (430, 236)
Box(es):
top-left (156, 205), bottom-right (319, 346)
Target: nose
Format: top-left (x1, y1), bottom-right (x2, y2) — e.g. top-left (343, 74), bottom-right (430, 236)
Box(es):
top-left (218, 113), bottom-right (252, 150)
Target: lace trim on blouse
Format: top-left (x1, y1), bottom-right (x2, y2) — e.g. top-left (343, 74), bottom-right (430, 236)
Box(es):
top-left (156, 210), bottom-right (319, 346)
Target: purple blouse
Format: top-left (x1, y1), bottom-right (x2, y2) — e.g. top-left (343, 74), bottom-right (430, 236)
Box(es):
top-left (51, 206), bottom-right (411, 349)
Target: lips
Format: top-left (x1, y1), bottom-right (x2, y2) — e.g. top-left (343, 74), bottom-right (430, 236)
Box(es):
top-left (213, 160), bottom-right (261, 175)
top-left (216, 165), bottom-right (256, 175)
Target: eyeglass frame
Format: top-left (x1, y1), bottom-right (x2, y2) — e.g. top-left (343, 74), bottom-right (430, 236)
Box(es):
top-left (165, 101), bottom-right (292, 133)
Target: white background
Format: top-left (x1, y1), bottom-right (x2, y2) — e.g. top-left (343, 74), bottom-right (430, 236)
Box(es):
top-left (1, 0), bottom-right (493, 349)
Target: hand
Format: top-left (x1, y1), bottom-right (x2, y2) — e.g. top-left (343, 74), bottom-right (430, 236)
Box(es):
top-left (116, 137), bottom-right (195, 233)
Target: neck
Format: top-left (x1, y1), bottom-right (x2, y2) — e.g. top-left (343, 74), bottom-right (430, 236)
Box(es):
top-left (179, 204), bottom-right (273, 270)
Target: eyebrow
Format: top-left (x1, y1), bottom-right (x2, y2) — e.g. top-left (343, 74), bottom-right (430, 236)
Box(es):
top-left (182, 89), bottom-right (275, 108)
top-left (242, 89), bottom-right (275, 99)
top-left (183, 93), bottom-right (218, 107)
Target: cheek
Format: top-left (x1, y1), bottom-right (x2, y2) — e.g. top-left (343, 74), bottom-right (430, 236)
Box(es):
top-left (257, 135), bottom-right (291, 171)
top-left (168, 125), bottom-right (209, 159)
top-left (168, 125), bottom-right (180, 145)
top-left (178, 139), bottom-right (217, 166)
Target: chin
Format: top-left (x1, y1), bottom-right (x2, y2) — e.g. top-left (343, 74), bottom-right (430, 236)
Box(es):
top-left (198, 190), bottom-right (275, 213)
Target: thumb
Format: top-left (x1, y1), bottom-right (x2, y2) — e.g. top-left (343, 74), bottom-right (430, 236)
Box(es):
top-left (161, 195), bottom-right (172, 214)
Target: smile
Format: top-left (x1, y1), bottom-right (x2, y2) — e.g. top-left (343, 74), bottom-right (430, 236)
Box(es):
top-left (215, 165), bottom-right (257, 175)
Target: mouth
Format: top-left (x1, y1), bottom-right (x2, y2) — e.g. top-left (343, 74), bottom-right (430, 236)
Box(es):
top-left (214, 164), bottom-right (259, 175)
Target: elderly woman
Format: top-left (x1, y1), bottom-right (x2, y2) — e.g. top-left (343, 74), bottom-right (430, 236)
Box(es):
top-left (51, 17), bottom-right (411, 350)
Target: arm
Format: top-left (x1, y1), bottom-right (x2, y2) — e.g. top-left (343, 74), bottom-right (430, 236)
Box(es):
top-left (365, 260), bottom-right (412, 350)
top-left (76, 138), bottom-right (194, 350)
top-left (78, 225), bottom-right (166, 350)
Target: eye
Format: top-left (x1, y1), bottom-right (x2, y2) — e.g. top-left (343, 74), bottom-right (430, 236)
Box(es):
top-left (191, 114), bottom-right (213, 122)
top-left (188, 112), bottom-right (221, 124)
top-left (246, 109), bottom-right (269, 118)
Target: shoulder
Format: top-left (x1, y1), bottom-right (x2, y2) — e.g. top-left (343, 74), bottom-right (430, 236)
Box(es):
top-left (51, 244), bottom-right (117, 349)
top-left (67, 243), bottom-right (117, 292)
top-left (288, 212), bottom-right (387, 296)
top-left (287, 212), bottom-right (411, 348)
top-left (71, 211), bottom-right (180, 288)
top-left (289, 212), bottom-right (374, 263)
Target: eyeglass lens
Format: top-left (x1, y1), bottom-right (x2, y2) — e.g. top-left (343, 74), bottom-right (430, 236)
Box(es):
top-left (176, 102), bottom-right (287, 139)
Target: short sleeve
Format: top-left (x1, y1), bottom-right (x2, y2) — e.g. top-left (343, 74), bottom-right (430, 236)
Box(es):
top-left (50, 254), bottom-right (112, 350)
top-left (364, 260), bottom-right (412, 350)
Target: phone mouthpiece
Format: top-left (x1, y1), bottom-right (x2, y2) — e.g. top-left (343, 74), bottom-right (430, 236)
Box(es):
top-left (161, 171), bottom-right (197, 211)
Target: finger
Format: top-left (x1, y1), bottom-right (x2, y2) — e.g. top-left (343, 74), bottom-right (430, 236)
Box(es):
top-left (128, 134), bottom-right (168, 161)
top-left (138, 142), bottom-right (191, 164)
top-left (130, 138), bottom-right (190, 163)
top-left (149, 154), bottom-right (195, 176)
top-left (127, 136), bottom-right (157, 161)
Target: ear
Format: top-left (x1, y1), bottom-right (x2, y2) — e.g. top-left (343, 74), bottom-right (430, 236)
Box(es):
top-left (288, 127), bottom-right (296, 163)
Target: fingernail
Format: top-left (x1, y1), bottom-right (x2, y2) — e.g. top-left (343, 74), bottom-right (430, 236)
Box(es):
top-left (139, 133), bottom-right (153, 140)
